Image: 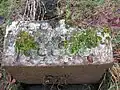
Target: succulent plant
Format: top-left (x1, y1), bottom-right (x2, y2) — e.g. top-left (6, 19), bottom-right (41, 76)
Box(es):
top-left (15, 31), bottom-right (38, 56)
top-left (64, 27), bottom-right (111, 55)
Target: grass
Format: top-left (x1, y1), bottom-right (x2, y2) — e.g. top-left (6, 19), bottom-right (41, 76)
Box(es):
top-left (98, 63), bottom-right (120, 90)
top-left (109, 63), bottom-right (120, 90)
top-left (59, 0), bottom-right (120, 28)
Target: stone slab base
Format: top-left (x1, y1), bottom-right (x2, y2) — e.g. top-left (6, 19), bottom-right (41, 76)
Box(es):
top-left (3, 63), bottom-right (113, 84)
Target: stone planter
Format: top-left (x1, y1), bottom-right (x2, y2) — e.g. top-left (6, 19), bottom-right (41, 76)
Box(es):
top-left (2, 20), bottom-right (114, 84)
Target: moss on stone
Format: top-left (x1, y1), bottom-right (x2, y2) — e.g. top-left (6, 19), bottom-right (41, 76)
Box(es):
top-left (15, 31), bottom-right (38, 56)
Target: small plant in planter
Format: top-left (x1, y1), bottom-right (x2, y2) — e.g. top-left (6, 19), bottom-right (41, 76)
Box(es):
top-left (15, 31), bottom-right (38, 56)
top-left (64, 27), bottom-right (111, 55)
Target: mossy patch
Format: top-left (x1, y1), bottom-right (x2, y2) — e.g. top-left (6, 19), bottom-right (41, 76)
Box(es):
top-left (64, 27), bottom-right (111, 55)
top-left (15, 31), bottom-right (38, 56)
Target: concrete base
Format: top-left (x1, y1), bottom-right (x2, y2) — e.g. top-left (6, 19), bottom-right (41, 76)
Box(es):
top-left (3, 63), bottom-right (113, 84)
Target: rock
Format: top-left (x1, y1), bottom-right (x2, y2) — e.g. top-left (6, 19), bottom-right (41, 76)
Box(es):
top-left (3, 19), bottom-right (113, 66)
top-left (38, 48), bottom-right (47, 56)
top-left (52, 49), bottom-right (60, 56)
top-left (40, 21), bottom-right (50, 30)
top-left (43, 0), bottom-right (58, 19)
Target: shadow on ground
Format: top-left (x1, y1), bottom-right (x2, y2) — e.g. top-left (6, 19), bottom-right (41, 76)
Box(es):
top-left (22, 84), bottom-right (99, 90)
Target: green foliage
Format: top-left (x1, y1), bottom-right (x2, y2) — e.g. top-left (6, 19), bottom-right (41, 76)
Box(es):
top-left (0, 0), bottom-right (10, 18)
top-left (64, 28), bottom-right (102, 55)
top-left (101, 27), bottom-right (111, 42)
top-left (93, 0), bottom-right (105, 5)
top-left (64, 27), bottom-right (111, 55)
top-left (0, 0), bottom-right (21, 25)
top-left (15, 31), bottom-right (38, 56)
top-left (112, 31), bottom-right (120, 49)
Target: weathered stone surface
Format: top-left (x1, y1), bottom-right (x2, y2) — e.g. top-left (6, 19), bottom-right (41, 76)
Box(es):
top-left (2, 20), bottom-right (113, 66)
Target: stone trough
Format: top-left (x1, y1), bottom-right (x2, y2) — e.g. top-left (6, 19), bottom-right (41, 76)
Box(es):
top-left (2, 19), bottom-right (114, 84)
